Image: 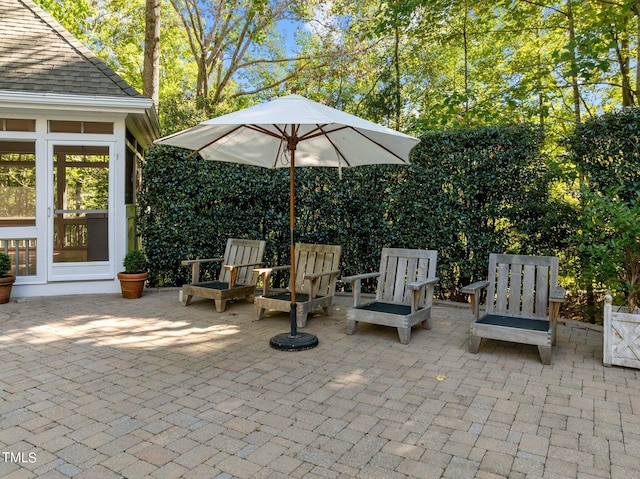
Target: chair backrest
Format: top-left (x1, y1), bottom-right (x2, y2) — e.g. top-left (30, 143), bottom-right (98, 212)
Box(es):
top-left (219, 238), bottom-right (266, 285)
top-left (294, 243), bottom-right (342, 296)
top-left (486, 253), bottom-right (559, 318)
top-left (376, 248), bottom-right (438, 306)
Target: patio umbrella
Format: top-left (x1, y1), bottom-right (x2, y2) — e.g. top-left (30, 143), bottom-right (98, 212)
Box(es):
top-left (155, 93), bottom-right (420, 350)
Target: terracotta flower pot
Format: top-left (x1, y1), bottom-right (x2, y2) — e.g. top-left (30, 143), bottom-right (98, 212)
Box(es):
top-left (117, 272), bottom-right (148, 299)
top-left (0, 275), bottom-right (16, 304)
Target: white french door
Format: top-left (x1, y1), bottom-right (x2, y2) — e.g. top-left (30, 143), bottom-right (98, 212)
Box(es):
top-left (48, 141), bottom-right (115, 281)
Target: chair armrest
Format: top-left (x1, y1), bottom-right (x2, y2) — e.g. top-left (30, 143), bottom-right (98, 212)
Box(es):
top-left (304, 269), bottom-right (342, 281)
top-left (550, 286), bottom-right (566, 303)
top-left (341, 272), bottom-right (380, 283)
top-left (253, 265), bottom-right (290, 275)
top-left (181, 257), bottom-right (224, 266)
top-left (407, 277), bottom-right (438, 290)
top-left (305, 269), bottom-right (341, 299)
top-left (460, 280), bottom-right (489, 321)
top-left (253, 265), bottom-right (290, 296)
top-left (223, 261), bottom-right (264, 287)
top-left (408, 277), bottom-right (438, 313)
top-left (225, 261), bottom-right (264, 270)
top-left (549, 286), bottom-right (566, 324)
top-left (341, 272), bottom-right (380, 307)
top-left (460, 280), bottom-right (490, 295)
top-left (181, 257), bottom-right (224, 284)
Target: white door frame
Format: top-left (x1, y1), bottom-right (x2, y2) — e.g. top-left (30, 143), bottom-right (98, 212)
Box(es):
top-left (47, 140), bottom-right (116, 282)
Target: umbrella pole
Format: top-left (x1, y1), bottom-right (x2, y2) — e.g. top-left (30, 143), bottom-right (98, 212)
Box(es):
top-left (270, 131), bottom-right (318, 351)
top-left (289, 150), bottom-right (297, 337)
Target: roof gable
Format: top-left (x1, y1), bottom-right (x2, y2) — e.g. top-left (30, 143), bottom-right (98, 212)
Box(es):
top-left (0, 0), bottom-right (144, 98)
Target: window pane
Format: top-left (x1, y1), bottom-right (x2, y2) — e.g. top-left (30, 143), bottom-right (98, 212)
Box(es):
top-left (125, 148), bottom-right (134, 204)
top-left (49, 120), bottom-right (113, 134)
top-left (49, 120), bottom-right (82, 133)
top-left (0, 141), bottom-right (36, 226)
top-left (83, 122), bottom-right (113, 134)
top-left (53, 145), bottom-right (110, 263)
top-left (1, 119), bottom-right (36, 132)
top-left (1, 239), bottom-right (37, 276)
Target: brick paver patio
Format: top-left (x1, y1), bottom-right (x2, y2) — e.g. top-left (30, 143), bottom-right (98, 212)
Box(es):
top-left (0, 289), bottom-right (639, 478)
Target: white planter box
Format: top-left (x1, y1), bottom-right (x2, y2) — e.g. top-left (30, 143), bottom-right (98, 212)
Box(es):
top-left (604, 292), bottom-right (640, 369)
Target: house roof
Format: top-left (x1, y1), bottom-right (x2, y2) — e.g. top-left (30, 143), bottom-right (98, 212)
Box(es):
top-left (0, 0), bottom-right (145, 98)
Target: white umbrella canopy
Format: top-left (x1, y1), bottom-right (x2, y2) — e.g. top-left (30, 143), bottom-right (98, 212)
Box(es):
top-left (155, 93), bottom-right (420, 350)
top-left (155, 94), bottom-right (419, 168)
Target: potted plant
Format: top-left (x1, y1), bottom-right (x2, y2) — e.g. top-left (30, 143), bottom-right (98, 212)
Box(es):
top-left (0, 252), bottom-right (16, 304)
top-left (117, 249), bottom-right (148, 299)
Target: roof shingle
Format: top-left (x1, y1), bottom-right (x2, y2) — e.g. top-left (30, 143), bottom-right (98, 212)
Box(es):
top-left (0, 0), bottom-right (145, 98)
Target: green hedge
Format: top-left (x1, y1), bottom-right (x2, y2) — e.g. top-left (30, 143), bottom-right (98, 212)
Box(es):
top-left (388, 124), bottom-right (571, 299)
top-left (138, 144), bottom-right (404, 289)
top-left (568, 108), bottom-right (640, 312)
top-left (138, 123), bottom-right (567, 299)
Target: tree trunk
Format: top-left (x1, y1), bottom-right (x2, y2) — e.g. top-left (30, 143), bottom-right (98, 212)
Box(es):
top-left (566, 0), bottom-right (598, 322)
top-left (536, 29), bottom-right (544, 128)
top-left (567, 0), bottom-right (581, 124)
top-left (636, 1), bottom-right (640, 102)
top-left (394, 25), bottom-right (401, 130)
top-left (623, 36), bottom-right (633, 106)
top-left (463, 0), bottom-right (470, 124)
top-left (143, 0), bottom-right (161, 108)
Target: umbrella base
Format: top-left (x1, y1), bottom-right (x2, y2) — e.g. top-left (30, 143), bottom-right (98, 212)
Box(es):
top-left (270, 332), bottom-right (319, 351)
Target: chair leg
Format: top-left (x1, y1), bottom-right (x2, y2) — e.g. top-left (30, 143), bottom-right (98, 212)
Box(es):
top-left (255, 305), bottom-right (265, 320)
top-left (346, 319), bottom-right (357, 335)
top-left (214, 299), bottom-right (226, 313)
top-left (538, 345), bottom-right (552, 365)
top-left (397, 327), bottom-right (411, 345)
top-left (183, 294), bottom-right (193, 306)
top-left (296, 310), bottom-right (308, 328)
top-left (323, 305), bottom-right (332, 316)
top-left (421, 310), bottom-right (432, 329)
top-left (469, 336), bottom-right (481, 353)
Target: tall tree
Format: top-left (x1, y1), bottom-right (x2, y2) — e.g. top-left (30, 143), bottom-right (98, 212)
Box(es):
top-left (143, 0), bottom-right (161, 108)
top-left (168, 0), bottom-right (316, 113)
top-left (596, 0), bottom-right (640, 107)
top-left (35, 0), bottom-right (640, 134)
top-left (34, 0), bottom-right (95, 42)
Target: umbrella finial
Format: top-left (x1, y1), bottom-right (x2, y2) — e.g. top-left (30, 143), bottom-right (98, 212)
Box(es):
top-left (291, 86), bottom-right (297, 95)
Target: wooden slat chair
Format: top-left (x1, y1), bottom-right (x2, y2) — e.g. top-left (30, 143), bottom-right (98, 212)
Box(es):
top-left (461, 253), bottom-right (566, 364)
top-left (181, 238), bottom-right (266, 312)
top-left (253, 243), bottom-right (341, 328)
top-left (343, 248), bottom-right (438, 344)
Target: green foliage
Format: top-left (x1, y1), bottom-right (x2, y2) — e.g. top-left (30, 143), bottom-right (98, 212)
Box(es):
top-left (138, 125), bottom-right (563, 300)
top-left (569, 107), bottom-right (640, 312)
top-left (0, 253), bottom-right (11, 277)
top-left (569, 108), bottom-right (640, 201)
top-left (389, 123), bottom-right (569, 299)
top-left (123, 249), bottom-right (147, 274)
top-left (158, 96), bottom-right (210, 136)
top-left (141, 146), bottom-right (406, 290)
top-left (577, 189), bottom-right (640, 312)
top-left (138, 146), bottom-right (270, 286)
top-left (25, 0), bottom-right (640, 319)
top-left (34, 0), bottom-right (96, 42)
top-left (36, 0), bottom-right (640, 140)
